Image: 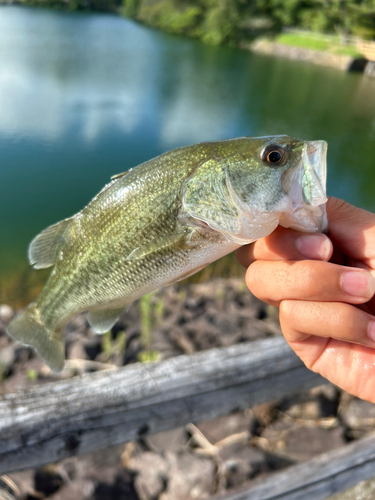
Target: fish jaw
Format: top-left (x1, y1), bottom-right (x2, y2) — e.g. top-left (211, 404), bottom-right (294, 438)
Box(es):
top-left (279, 140), bottom-right (328, 233)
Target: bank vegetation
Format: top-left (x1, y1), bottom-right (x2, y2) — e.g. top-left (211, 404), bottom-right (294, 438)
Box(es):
top-left (8, 0), bottom-right (374, 48)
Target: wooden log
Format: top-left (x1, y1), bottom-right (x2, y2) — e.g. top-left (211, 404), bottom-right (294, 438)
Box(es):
top-left (0, 337), bottom-right (324, 474)
top-left (212, 433), bottom-right (375, 500)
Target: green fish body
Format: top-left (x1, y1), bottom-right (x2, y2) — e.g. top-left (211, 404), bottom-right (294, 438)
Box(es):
top-left (7, 136), bottom-right (327, 371)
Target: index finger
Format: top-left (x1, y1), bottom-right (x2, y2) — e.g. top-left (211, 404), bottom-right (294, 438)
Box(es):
top-left (235, 226), bottom-right (332, 268)
top-left (327, 197), bottom-right (375, 268)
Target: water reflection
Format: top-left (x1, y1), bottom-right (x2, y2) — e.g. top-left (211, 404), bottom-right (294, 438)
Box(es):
top-left (0, 5), bottom-right (375, 302)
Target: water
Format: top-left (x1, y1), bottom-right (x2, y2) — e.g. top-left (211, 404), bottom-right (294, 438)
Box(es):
top-left (1, 5), bottom-right (375, 303)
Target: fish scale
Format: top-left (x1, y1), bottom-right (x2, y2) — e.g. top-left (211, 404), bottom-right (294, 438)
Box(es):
top-left (6, 135), bottom-right (328, 372)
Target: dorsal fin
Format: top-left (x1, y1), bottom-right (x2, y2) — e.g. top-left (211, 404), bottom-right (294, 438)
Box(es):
top-left (28, 217), bottom-right (73, 269)
top-left (111, 169), bottom-right (132, 180)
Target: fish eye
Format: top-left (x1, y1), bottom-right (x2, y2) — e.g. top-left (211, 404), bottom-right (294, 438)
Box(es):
top-left (261, 144), bottom-right (287, 166)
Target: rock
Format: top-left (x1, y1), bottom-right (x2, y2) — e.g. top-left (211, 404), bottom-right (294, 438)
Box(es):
top-left (0, 346), bottom-right (15, 374)
top-left (34, 466), bottom-right (64, 496)
top-left (197, 411), bottom-right (254, 443)
top-left (13, 345), bottom-right (34, 364)
top-left (278, 385), bottom-right (338, 421)
top-left (341, 398), bottom-right (375, 436)
top-left (0, 304), bottom-right (14, 323)
top-left (67, 340), bottom-right (88, 362)
top-left (49, 482), bottom-right (94, 500)
top-left (129, 452), bottom-right (169, 500)
top-left (218, 443), bottom-right (267, 488)
top-left (285, 426), bottom-right (345, 461)
top-left (253, 402), bottom-right (277, 429)
top-left (145, 427), bottom-right (188, 453)
top-left (84, 337), bottom-right (103, 361)
top-left (262, 424), bottom-right (346, 462)
top-left (159, 452), bottom-right (215, 500)
top-left (94, 469), bottom-right (139, 500)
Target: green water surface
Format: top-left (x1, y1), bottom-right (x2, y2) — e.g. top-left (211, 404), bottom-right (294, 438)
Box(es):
top-left (1, 5), bottom-right (375, 303)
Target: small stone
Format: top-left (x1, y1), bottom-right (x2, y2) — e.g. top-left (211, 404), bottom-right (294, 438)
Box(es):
top-left (0, 346), bottom-right (15, 372)
top-left (278, 384), bottom-right (339, 421)
top-left (128, 452), bottom-right (169, 500)
top-left (145, 427), bottom-right (188, 453)
top-left (0, 305), bottom-right (14, 323)
top-left (342, 398), bottom-right (375, 431)
top-left (84, 337), bottom-right (103, 361)
top-left (48, 482), bottom-right (94, 500)
top-left (218, 443), bottom-right (267, 488)
top-left (34, 466), bottom-right (64, 496)
top-left (159, 452), bottom-right (215, 500)
top-left (253, 402), bottom-right (277, 428)
top-left (94, 469), bottom-right (138, 500)
top-left (67, 341), bottom-right (88, 362)
top-left (278, 426), bottom-right (345, 462)
top-left (197, 411), bottom-right (254, 443)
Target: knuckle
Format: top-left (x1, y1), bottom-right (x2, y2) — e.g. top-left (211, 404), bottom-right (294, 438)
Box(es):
top-left (245, 262), bottom-right (262, 295)
top-left (289, 261), bottom-right (324, 298)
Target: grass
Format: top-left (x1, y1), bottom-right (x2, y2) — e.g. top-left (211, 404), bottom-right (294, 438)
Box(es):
top-left (274, 32), bottom-right (362, 58)
top-left (138, 293), bottom-right (161, 363)
top-left (277, 33), bottom-right (329, 51)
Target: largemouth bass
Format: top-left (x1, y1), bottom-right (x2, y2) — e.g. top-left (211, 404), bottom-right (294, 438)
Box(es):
top-left (7, 136), bottom-right (327, 372)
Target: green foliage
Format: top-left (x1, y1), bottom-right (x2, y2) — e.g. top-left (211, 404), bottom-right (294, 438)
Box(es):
top-left (138, 292), bottom-right (162, 363)
top-left (275, 31), bottom-right (362, 56)
top-left (275, 31), bottom-right (360, 55)
top-left (299, 9), bottom-right (331, 33)
top-left (137, 0), bottom-right (202, 36)
top-left (101, 329), bottom-right (126, 360)
top-left (276, 33), bottom-right (329, 51)
top-left (201, 0), bottom-right (240, 45)
top-left (26, 369), bottom-right (38, 381)
top-left (121, 0), bottom-right (140, 16)
top-left (24, 0), bottom-right (120, 11)
top-left (121, 0), bottom-right (375, 50)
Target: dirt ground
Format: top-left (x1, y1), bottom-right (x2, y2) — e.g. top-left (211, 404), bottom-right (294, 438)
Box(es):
top-left (1, 278), bottom-right (375, 500)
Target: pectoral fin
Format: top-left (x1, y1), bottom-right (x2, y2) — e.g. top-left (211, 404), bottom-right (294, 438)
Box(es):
top-left (28, 217), bottom-right (74, 269)
top-left (126, 231), bottom-right (194, 261)
top-left (87, 307), bottom-right (125, 334)
top-left (183, 159), bottom-right (240, 234)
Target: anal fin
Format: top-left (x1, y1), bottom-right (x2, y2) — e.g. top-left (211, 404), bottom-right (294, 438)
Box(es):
top-left (87, 307), bottom-right (125, 334)
top-left (29, 217), bottom-right (73, 269)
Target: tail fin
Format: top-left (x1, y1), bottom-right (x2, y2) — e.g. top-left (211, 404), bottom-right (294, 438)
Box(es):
top-left (6, 303), bottom-right (65, 372)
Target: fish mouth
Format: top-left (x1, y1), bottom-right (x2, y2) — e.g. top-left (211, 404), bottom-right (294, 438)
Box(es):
top-left (279, 140), bottom-right (328, 233)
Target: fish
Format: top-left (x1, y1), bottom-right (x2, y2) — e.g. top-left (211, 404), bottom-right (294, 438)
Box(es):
top-left (6, 135), bottom-right (328, 372)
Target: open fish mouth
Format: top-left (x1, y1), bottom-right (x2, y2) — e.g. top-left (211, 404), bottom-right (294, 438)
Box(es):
top-left (279, 140), bottom-right (328, 233)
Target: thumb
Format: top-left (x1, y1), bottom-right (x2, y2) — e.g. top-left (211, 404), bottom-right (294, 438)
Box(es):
top-left (327, 197), bottom-right (375, 267)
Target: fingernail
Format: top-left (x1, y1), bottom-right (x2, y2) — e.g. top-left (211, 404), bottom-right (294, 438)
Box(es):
top-left (341, 271), bottom-right (375, 299)
top-left (368, 321), bottom-right (375, 343)
top-left (296, 234), bottom-right (331, 260)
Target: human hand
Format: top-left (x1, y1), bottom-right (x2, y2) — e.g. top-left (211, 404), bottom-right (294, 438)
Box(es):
top-left (236, 197), bottom-right (375, 403)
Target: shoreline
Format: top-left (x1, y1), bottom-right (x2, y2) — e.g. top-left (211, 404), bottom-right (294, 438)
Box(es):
top-left (246, 39), bottom-right (365, 72)
top-left (0, 3), bottom-right (373, 74)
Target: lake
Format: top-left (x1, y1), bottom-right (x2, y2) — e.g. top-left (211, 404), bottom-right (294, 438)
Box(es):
top-left (1, 5), bottom-right (375, 304)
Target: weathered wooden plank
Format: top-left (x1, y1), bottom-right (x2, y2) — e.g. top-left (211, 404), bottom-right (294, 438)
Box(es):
top-left (0, 337), bottom-right (324, 475)
top-left (212, 433), bottom-right (375, 500)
